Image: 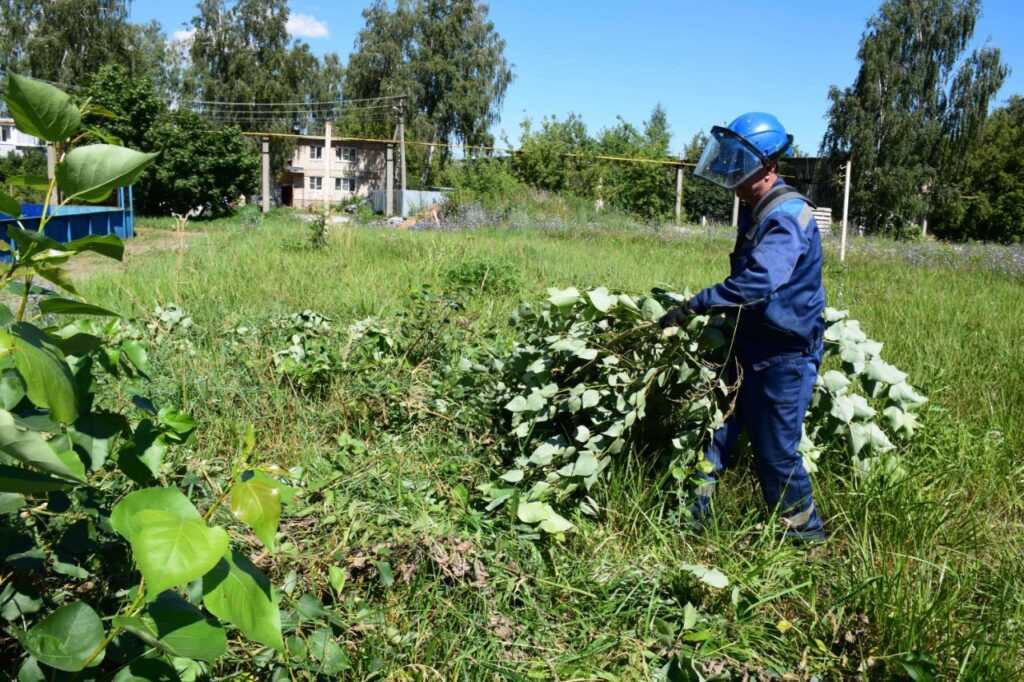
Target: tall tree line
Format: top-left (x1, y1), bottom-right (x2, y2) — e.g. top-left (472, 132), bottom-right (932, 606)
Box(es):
top-left (343, 0), bottom-right (514, 186)
top-left (821, 0), bottom-right (1012, 240)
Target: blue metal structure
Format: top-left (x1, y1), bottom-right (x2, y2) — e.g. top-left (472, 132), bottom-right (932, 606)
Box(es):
top-left (0, 186), bottom-right (135, 255)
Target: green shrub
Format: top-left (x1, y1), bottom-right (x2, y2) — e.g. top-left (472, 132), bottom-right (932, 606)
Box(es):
top-left (444, 256), bottom-right (522, 294)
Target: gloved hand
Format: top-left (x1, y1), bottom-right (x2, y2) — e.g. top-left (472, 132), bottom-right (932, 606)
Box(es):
top-left (658, 302), bottom-right (693, 329)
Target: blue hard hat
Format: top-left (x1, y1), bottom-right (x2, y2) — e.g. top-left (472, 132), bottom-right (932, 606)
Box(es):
top-left (694, 112), bottom-right (794, 189)
top-left (726, 112), bottom-right (793, 159)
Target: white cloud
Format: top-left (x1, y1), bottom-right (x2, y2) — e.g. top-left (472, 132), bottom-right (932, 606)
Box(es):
top-left (172, 28), bottom-right (196, 42)
top-left (286, 13), bottom-right (329, 38)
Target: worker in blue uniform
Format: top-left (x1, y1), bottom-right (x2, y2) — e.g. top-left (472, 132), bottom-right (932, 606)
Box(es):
top-left (658, 112), bottom-right (826, 540)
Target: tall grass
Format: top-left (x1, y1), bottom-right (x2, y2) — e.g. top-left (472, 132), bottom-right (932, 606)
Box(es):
top-left (80, 214), bottom-right (1024, 679)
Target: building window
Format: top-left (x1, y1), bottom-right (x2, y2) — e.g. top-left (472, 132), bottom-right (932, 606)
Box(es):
top-left (1, 126), bottom-right (10, 142)
top-left (335, 146), bottom-right (356, 162)
top-left (335, 177), bottom-right (355, 192)
top-left (309, 176), bottom-right (322, 191)
top-left (309, 145), bottom-right (323, 160)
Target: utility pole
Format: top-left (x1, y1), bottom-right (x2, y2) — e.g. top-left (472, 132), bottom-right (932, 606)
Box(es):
top-left (840, 160), bottom-right (852, 263)
top-left (674, 159), bottom-right (683, 225)
top-left (385, 145), bottom-right (394, 216)
top-left (261, 137), bottom-right (270, 214)
top-left (391, 100), bottom-right (407, 216)
top-left (398, 101), bottom-right (407, 194)
top-left (323, 121), bottom-right (332, 215)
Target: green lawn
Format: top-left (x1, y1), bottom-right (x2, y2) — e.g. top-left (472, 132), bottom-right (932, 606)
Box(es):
top-left (78, 211), bottom-right (1024, 680)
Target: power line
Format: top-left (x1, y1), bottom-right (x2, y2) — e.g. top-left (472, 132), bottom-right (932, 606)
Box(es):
top-left (238, 130), bottom-right (697, 167)
top-left (186, 94), bottom-right (406, 106)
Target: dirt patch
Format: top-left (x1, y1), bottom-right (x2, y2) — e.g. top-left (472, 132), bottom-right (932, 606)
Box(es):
top-left (62, 227), bottom-right (208, 281)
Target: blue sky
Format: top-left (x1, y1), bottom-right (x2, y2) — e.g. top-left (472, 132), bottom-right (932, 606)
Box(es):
top-left (129, 0), bottom-right (1024, 156)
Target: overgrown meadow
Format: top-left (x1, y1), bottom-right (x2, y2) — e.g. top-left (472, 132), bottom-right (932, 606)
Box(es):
top-left (19, 206), bottom-right (1009, 680)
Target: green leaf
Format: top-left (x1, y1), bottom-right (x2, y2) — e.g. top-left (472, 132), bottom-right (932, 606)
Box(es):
top-left (117, 420), bottom-right (168, 483)
top-left (682, 602), bottom-right (699, 630)
top-left (586, 286), bottom-right (616, 313)
top-left (504, 396), bottom-right (527, 413)
top-left (65, 234), bottom-right (125, 261)
top-left (202, 550), bottom-right (284, 652)
top-left (121, 340), bottom-right (149, 376)
top-left (499, 468), bottom-right (524, 483)
top-left (829, 394), bottom-right (856, 423)
top-left (3, 73), bottom-right (81, 142)
top-left (0, 491), bottom-right (25, 514)
top-left (110, 658), bottom-right (180, 682)
top-left (0, 464), bottom-right (73, 493)
top-left (230, 471), bottom-right (283, 552)
top-left (156, 406), bottom-right (196, 437)
top-left (848, 422), bottom-right (894, 457)
top-left (525, 391), bottom-right (545, 412)
top-left (567, 451), bottom-right (600, 477)
top-left (7, 225), bottom-right (64, 261)
top-left (538, 512), bottom-right (573, 534)
top-left (38, 299), bottom-right (119, 317)
top-left (641, 297), bottom-right (666, 321)
top-left (69, 413), bottom-right (125, 471)
top-left (883, 405), bottom-right (919, 438)
top-left (33, 265), bottom-right (78, 295)
top-left (308, 627), bottom-right (351, 674)
top-left (10, 322), bottom-right (78, 424)
top-left (55, 145), bottom-right (158, 203)
top-left (864, 357), bottom-right (907, 386)
top-left (113, 592), bottom-right (227, 661)
top-left (546, 286), bottom-right (580, 309)
top-left (0, 415), bottom-right (85, 482)
top-left (516, 500), bottom-right (574, 533)
top-left (889, 381), bottom-right (928, 411)
top-left (516, 500), bottom-right (554, 524)
top-left (110, 487), bottom-right (202, 541)
top-left (328, 565), bottom-right (346, 594)
top-left (1, 587), bottom-right (41, 620)
top-left (823, 307), bottom-right (848, 322)
top-left (0, 190), bottom-right (20, 217)
top-left (680, 563), bottom-right (730, 589)
top-left (19, 601), bottom-right (104, 672)
top-left (129, 509), bottom-right (230, 595)
top-left (820, 370), bottom-right (851, 394)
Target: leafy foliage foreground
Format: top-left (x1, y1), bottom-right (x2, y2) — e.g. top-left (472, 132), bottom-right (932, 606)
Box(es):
top-left (462, 287), bottom-right (928, 534)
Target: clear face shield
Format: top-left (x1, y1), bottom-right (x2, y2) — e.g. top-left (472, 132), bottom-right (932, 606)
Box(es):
top-left (693, 126), bottom-right (770, 190)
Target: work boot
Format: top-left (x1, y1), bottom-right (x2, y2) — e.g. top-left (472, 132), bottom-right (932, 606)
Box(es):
top-left (683, 495), bottom-right (714, 535)
top-left (777, 503), bottom-right (825, 543)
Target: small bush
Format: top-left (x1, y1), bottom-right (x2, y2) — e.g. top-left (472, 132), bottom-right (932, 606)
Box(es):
top-left (444, 256), bottom-right (522, 294)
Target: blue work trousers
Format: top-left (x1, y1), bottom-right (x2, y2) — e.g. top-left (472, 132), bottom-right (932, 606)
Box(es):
top-left (700, 343), bottom-right (823, 536)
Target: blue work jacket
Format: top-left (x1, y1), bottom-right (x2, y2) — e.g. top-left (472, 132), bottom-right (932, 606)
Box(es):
top-left (688, 181), bottom-right (826, 364)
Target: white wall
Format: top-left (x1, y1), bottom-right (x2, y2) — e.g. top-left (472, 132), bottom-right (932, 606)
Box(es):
top-left (0, 119), bottom-right (44, 157)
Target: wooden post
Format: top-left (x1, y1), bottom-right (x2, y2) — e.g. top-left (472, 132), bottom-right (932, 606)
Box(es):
top-left (921, 183), bottom-right (929, 238)
top-left (46, 143), bottom-right (61, 204)
top-left (261, 137), bottom-right (270, 214)
top-left (674, 162), bottom-right (683, 225)
top-left (46, 144), bottom-right (56, 180)
top-left (323, 121), bottom-right (332, 215)
top-left (385, 145), bottom-right (394, 216)
top-left (840, 160), bottom-right (851, 263)
top-left (731, 195), bottom-right (740, 228)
